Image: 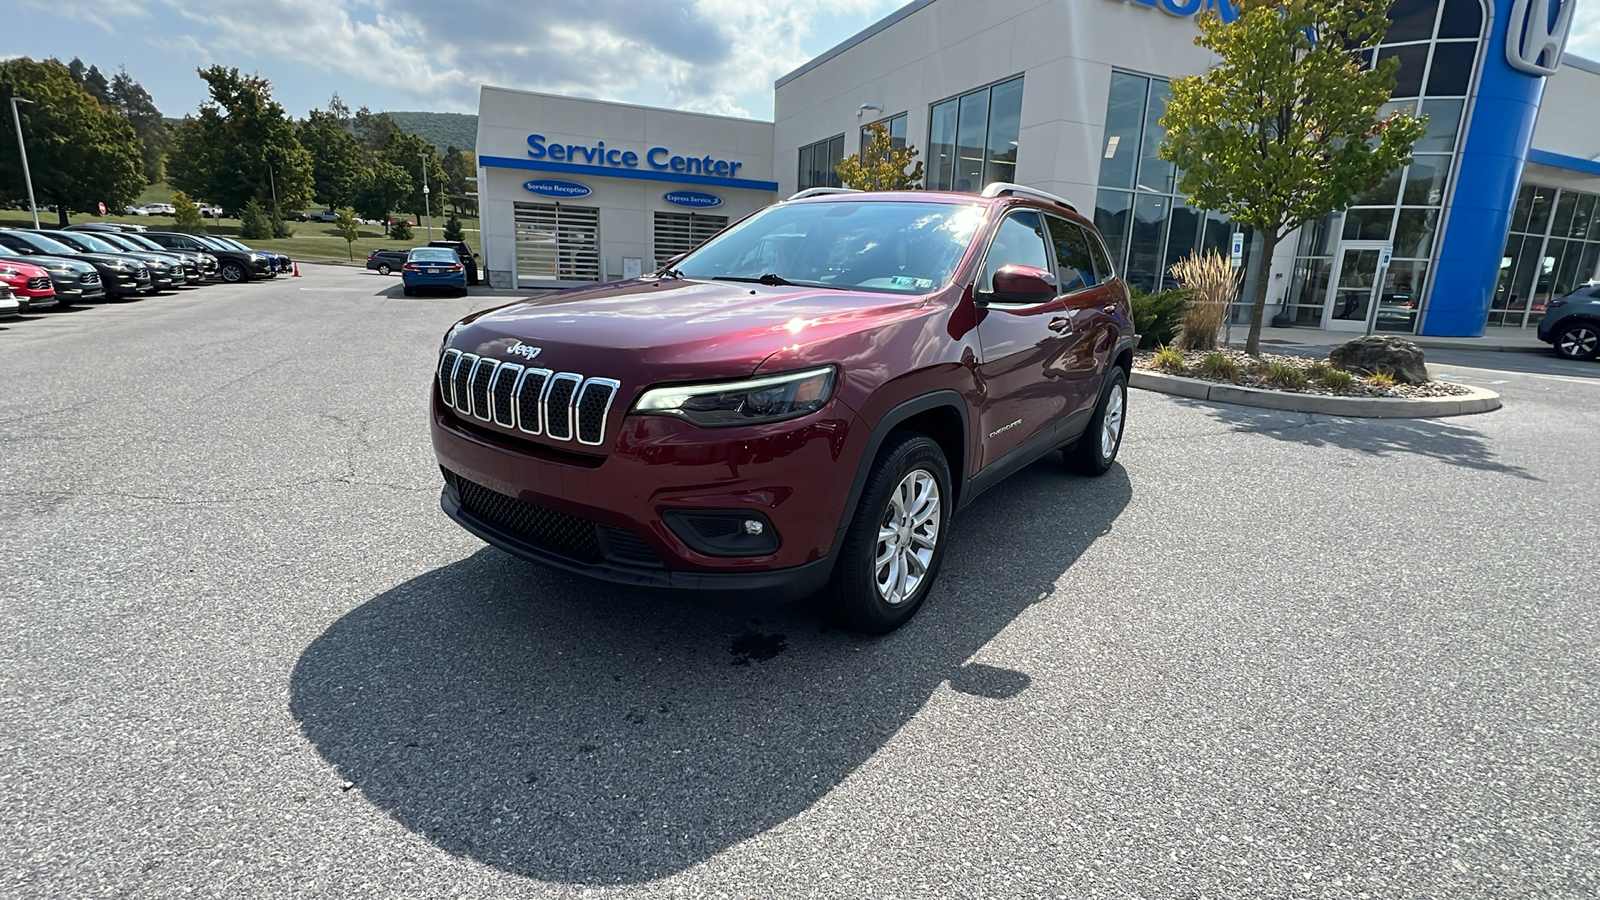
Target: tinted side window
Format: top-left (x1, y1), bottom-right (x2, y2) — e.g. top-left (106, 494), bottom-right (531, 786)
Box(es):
top-left (980, 211), bottom-right (1052, 293)
top-left (1084, 229), bottom-right (1115, 281)
top-left (1045, 215), bottom-right (1099, 293)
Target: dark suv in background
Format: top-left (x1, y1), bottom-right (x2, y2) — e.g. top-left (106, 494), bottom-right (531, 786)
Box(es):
top-left (144, 232), bottom-right (272, 283)
top-left (430, 185), bottom-right (1133, 632)
top-left (1538, 282), bottom-right (1600, 360)
top-left (0, 229), bottom-right (151, 298)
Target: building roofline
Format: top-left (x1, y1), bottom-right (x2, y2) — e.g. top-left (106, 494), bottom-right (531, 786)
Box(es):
top-left (476, 84), bottom-right (772, 126)
top-left (775, 0), bottom-right (939, 89)
top-left (1561, 53), bottom-right (1600, 76)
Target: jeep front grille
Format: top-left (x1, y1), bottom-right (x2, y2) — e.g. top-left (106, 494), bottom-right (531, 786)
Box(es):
top-left (438, 348), bottom-right (620, 447)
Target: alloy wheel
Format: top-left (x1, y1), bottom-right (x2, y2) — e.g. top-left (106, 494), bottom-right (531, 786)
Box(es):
top-left (1100, 381), bottom-right (1126, 459)
top-left (874, 469), bottom-right (941, 607)
top-left (1557, 324), bottom-right (1598, 359)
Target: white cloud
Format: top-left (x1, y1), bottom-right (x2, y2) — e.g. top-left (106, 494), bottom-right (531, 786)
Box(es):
top-left (1568, 1), bottom-right (1600, 61)
top-left (16, 0), bottom-right (148, 34)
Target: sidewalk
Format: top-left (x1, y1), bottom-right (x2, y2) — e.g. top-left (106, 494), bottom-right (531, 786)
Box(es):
top-left (1231, 324), bottom-right (1548, 354)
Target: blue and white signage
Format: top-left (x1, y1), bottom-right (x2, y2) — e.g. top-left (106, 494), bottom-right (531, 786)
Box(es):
top-left (1113, 0), bottom-right (1239, 24)
top-left (527, 134), bottom-right (746, 179)
top-left (523, 179), bottom-right (592, 199)
top-left (664, 191), bottom-right (723, 209)
top-left (1505, 0), bottom-right (1574, 75)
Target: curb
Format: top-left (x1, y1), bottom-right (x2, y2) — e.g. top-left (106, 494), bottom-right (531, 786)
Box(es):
top-left (1130, 370), bottom-right (1502, 418)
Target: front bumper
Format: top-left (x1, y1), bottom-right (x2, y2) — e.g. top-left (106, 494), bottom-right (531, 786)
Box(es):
top-left (19, 293), bottom-right (58, 310)
top-left (430, 392), bottom-right (868, 600)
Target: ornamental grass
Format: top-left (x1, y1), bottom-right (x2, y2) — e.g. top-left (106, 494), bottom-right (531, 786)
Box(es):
top-left (1171, 250), bottom-right (1241, 352)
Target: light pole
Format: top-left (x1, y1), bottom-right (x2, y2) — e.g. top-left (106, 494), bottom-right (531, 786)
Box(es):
top-left (9, 96), bottom-right (39, 229)
top-left (420, 153), bottom-right (433, 240)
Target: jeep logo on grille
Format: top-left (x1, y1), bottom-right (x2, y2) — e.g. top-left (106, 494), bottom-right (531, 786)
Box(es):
top-left (508, 341), bottom-right (542, 360)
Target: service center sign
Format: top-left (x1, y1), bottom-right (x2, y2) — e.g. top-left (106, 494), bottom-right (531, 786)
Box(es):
top-left (527, 134), bottom-right (747, 179)
top-left (1114, 0), bottom-right (1239, 23)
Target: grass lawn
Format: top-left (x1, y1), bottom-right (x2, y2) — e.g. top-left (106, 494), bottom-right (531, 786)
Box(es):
top-left (0, 207), bottom-right (481, 266)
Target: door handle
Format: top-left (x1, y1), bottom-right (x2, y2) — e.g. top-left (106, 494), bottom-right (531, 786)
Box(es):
top-left (1102, 303), bottom-right (1117, 313)
top-left (1048, 316), bottom-right (1072, 334)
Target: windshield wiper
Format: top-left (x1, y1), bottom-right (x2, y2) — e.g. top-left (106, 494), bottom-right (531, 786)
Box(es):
top-left (655, 267), bottom-right (685, 279)
top-left (712, 273), bottom-right (840, 289)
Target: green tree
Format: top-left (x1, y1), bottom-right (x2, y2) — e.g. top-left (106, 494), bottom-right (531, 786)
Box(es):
top-left (109, 66), bottom-right (170, 185)
top-left (353, 106), bottom-right (401, 151)
top-left (352, 160), bottom-right (412, 223)
top-left (0, 58), bottom-right (144, 226)
top-left (442, 146), bottom-right (476, 216)
top-left (335, 208), bottom-right (360, 260)
top-left (167, 66), bottom-right (314, 218)
top-left (376, 131), bottom-right (446, 225)
top-left (835, 123), bottom-right (924, 191)
top-left (299, 104), bottom-right (366, 210)
top-left (239, 200), bottom-right (271, 240)
top-left (1159, 0), bottom-right (1426, 355)
top-left (443, 213), bottom-right (464, 242)
top-left (389, 219), bottom-right (413, 241)
top-left (172, 190), bottom-right (205, 232)
top-left (67, 58), bottom-right (112, 106)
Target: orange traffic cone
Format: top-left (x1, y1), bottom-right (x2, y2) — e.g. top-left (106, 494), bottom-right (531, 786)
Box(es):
top-left (292, 261), bottom-right (301, 277)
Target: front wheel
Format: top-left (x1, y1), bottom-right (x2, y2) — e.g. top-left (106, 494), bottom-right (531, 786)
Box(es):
top-left (1067, 367), bottom-right (1128, 476)
top-left (826, 433), bottom-right (951, 634)
top-left (1554, 322), bottom-right (1599, 360)
top-left (220, 262), bottom-right (246, 283)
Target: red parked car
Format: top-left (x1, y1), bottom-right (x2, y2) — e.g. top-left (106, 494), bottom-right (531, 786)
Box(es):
top-left (0, 258), bottom-right (58, 311)
top-left (431, 185), bottom-right (1134, 632)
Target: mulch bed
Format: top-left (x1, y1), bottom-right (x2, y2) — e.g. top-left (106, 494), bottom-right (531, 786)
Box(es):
top-left (1133, 347), bottom-right (1474, 399)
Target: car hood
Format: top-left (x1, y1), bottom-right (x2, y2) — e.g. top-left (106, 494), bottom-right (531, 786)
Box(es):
top-left (0, 253), bottom-right (93, 274)
top-left (447, 276), bottom-right (930, 387)
top-left (73, 252), bottom-right (150, 268)
top-left (0, 260), bottom-right (49, 277)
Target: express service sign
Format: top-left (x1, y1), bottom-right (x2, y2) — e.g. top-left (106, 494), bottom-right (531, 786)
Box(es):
top-left (664, 191), bottom-right (723, 208)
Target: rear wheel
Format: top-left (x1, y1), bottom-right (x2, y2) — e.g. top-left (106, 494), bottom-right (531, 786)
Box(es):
top-left (220, 262), bottom-right (246, 283)
top-left (826, 433), bottom-right (951, 634)
top-left (1554, 321), bottom-right (1599, 360)
top-left (1067, 367), bottom-right (1128, 476)
top-left (377, 264), bottom-right (392, 276)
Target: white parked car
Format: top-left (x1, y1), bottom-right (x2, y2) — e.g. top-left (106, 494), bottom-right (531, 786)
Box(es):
top-left (0, 284), bottom-right (19, 318)
top-left (141, 203), bottom-right (177, 216)
top-left (123, 205), bottom-right (149, 216)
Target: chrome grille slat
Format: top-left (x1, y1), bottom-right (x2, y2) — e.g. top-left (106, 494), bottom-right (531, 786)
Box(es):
top-left (575, 378), bottom-right (620, 446)
top-left (490, 363), bottom-right (523, 428)
top-left (451, 353), bottom-right (478, 414)
top-left (515, 368), bottom-right (551, 435)
top-left (469, 358), bottom-right (498, 421)
top-left (437, 349), bottom-right (462, 407)
top-left (544, 374), bottom-right (582, 441)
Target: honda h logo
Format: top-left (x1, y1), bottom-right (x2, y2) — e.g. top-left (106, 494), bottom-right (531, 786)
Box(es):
top-left (1506, 0), bottom-right (1575, 76)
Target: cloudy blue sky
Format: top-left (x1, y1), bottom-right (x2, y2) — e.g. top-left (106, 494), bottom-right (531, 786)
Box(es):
top-left (6, 0), bottom-right (1600, 122)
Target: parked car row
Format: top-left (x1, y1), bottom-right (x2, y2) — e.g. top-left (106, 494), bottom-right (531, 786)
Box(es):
top-left (366, 241), bottom-right (479, 291)
top-left (0, 222), bottom-right (293, 316)
top-left (120, 202), bottom-right (228, 218)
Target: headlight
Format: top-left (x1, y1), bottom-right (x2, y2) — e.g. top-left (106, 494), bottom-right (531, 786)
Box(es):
top-left (633, 366), bottom-right (836, 427)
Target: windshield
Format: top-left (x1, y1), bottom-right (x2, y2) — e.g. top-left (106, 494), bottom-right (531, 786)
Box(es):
top-left (93, 233), bottom-right (140, 251)
top-left (8, 233), bottom-right (76, 255)
top-left (216, 237), bottom-right (250, 251)
top-left (122, 234), bottom-right (164, 251)
top-left (673, 200), bottom-right (986, 293)
top-left (52, 232), bottom-right (120, 253)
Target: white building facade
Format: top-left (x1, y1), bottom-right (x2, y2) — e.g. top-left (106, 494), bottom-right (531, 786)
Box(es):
top-left (476, 0), bottom-right (1599, 336)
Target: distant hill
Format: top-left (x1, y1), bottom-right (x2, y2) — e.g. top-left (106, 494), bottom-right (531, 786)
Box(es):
top-left (385, 111), bottom-right (478, 154)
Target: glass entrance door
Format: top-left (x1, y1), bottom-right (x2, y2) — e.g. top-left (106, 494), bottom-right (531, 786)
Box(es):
top-left (1323, 242), bottom-right (1389, 331)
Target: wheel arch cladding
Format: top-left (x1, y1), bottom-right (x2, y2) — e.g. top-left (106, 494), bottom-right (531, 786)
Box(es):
top-left (832, 391), bottom-right (970, 550)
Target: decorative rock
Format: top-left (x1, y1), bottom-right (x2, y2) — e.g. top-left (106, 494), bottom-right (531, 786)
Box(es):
top-left (1329, 335), bottom-right (1431, 384)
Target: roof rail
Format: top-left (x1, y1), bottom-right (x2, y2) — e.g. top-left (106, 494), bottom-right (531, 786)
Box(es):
top-left (786, 187), bottom-right (863, 201)
top-left (980, 182), bottom-right (1077, 212)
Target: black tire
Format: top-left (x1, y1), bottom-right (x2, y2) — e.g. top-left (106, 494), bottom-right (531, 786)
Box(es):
top-left (826, 432), bottom-right (952, 634)
top-left (403, 286), bottom-right (415, 297)
top-left (1068, 367), bottom-right (1128, 476)
top-left (220, 262), bottom-right (246, 283)
top-left (1554, 321), bottom-right (1600, 361)
top-left (377, 264), bottom-right (392, 276)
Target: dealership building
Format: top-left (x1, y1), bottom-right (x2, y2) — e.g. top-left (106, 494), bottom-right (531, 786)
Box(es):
top-left (475, 0), bottom-right (1600, 337)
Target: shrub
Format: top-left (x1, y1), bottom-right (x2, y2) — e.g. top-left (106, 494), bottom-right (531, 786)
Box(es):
top-left (1199, 351), bottom-right (1241, 382)
top-left (1320, 368), bottom-right (1356, 391)
top-left (443, 213), bottom-right (465, 243)
top-left (269, 212), bottom-right (294, 238)
top-left (1129, 286), bottom-right (1192, 349)
top-left (1171, 250), bottom-right (1240, 352)
top-left (172, 190), bottom-right (205, 233)
top-left (1304, 360), bottom-right (1329, 379)
top-left (389, 219), bottom-right (413, 240)
top-left (239, 200), bottom-right (271, 239)
top-left (1366, 371), bottom-right (1396, 388)
top-left (1261, 361), bottom-right (1306, 389)
top-left (1151, 345), bottom-right (1187, 372)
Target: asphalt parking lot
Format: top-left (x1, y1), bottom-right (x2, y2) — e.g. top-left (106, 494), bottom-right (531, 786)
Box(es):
top-left (3, 265), bottom-right (1597, 898)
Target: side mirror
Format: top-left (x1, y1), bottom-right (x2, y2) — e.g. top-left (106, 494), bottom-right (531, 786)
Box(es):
top-left (987, 264), bottom-right (1058, 304)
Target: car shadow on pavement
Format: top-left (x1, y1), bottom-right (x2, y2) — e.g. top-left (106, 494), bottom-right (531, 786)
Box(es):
top-left (290, 459), bottom-right (1131, 885)
top-left (1188, 401), bottom-right (1540, 480)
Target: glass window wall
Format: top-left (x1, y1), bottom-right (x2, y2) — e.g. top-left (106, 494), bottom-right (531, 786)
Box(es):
top-left (797, 134), bottom-right (845, 191)
top-left (1491, 184), bottom-right (1600, 327)
top-left (926, 76), bottom-right (1025, 192)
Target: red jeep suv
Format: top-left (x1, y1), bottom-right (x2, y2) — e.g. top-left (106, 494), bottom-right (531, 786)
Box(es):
top-left (431, 185), bottom-right (1134, 632)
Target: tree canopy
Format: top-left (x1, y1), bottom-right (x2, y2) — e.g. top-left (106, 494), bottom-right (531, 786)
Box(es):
top-left (0, 57), bottom-right (145, 226)
top-left (835, 124), bottom-right (924, 191)
top-left (299, 106), bottom-right (366, 210)
top-left (1160, 0), bottom-right (1426, 354)
top-left (167, 66), bottom-right (314, 214)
